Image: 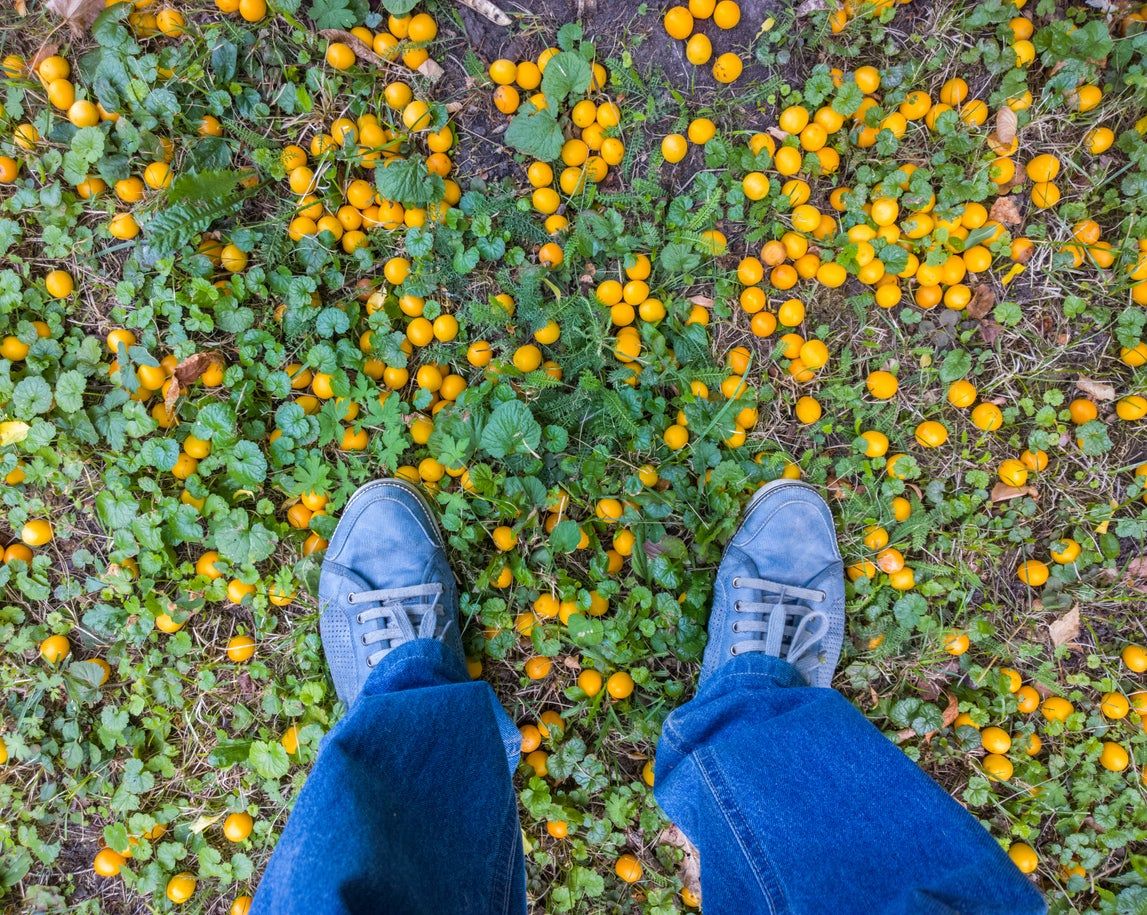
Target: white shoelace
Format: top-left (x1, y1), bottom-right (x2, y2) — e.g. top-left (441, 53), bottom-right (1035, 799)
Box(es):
top-left (730, 576), bottom-right (828, 665)
top-left (347, 583), bottom-right (446, 667)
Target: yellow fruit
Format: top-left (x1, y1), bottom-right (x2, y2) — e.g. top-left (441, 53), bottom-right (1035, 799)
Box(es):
top-left (325, 42), bottom-right (356, 69)
top-left (712, 52), bottom-right (743, 83)
top-left (1016, 559), bottom-right (1048, 587)
top-left (1099, 741), bottom-right (1129, 772)
top-left (223, 811), bottom-right (254, 842)
top-left (166, 873), bottom-right (196, 905)
top-left (661, 133), bottom-right (688, 163)
top-left (866, 370), bottom-right (898, 399)
top-left (226, 634), bottom-right (256, 662)
top-left (1123, 644), bottom-right (1147, 672)
top-left (40, 634), bottom-right (71, 664)
top-left (615, 853), bottom-right (643, 883)
top-left (1040, 695), bottom-right (1073, 721)
top-left (1008, 843), bottom-right (1037, 874)
top-left (664, 6), bottom-right (694, 39)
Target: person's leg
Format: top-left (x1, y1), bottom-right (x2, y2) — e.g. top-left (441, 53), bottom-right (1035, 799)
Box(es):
top-left (654, 481), bottom-right (1045, 915)
top-left (253, 480), bottom-right (525, 915)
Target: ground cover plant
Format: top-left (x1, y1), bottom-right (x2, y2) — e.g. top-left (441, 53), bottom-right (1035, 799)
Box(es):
top-left (0, 0), bottom-right (1145, 910)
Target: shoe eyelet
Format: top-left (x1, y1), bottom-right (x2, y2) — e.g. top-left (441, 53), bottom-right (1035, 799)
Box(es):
top-left (732, 623), bottom-right (741, 633)
top-left (730, 646), bottom-right (738, 656)
top-left (347, 593), bottom-right (357, 604)
top-left (734, 600), bottom-right (742, 611)
top-left (360, 635), bottom-right (368, 645)
top-left (355, 614), bottom-right (364, 625)
top-left (731, 577), bottom-right (741, 588)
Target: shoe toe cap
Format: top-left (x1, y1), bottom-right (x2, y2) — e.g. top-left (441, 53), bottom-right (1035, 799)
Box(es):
top-left (325, 481), bottom-right (443, 570)
top-left (732, 484), bottom-right (841, 574)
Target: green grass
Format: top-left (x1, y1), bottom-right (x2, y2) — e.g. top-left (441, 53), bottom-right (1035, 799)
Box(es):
top-left (0, 0), bottom-right (1145, 911)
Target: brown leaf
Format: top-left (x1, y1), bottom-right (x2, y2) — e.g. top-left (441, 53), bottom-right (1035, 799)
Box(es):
top-left (1048, 605), bottom-right (1081, 649)
top-left (659, 825), bottom-right (701, 902)
top-left (995, 106), bottom-right (1018, 145)
top-left (163, 352), bottom-right (221, 414)
top-left (174, 351), bottom-right (222, 386)
top-left (978, 319), bottom-right (1003, 345)
top-left (45, 0), bottom-right (102, 33)
top-left (966, 283), bottom-right (996, 320)
top-left (941, 692), bottom-right (959, 727)
top-left (1129, 556), bottom-right (1147, 579)
top-left (13, 0), bottom-right (27, 15)
top-left (989, 196), bottom-right (1023, 227)
top-left (455, 0), bottom-right (511, 25)
top-left (28, 43), bottom-right (59, 74)
top-left (1075, 376), bottom-right (1116, 402)
top-left (795, 0), bottom-right (828, 14)
top-left (417, 58), bottom-right (445, 83)
top-left (688, 294), bottom-right (714, 309)
top-left (990, 482), bottom-right (1038, 503)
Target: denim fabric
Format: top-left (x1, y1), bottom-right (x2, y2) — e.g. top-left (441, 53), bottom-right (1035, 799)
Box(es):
top-left (655, 654), bottom-right (1046, 915)
top-left (252, 640), bottom-right (525, 915)
top-left (254, 645), bottom-right (1045, 915)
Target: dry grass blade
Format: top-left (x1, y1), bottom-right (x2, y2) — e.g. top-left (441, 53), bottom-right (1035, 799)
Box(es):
top-left (319, 30), bottom-right (397, 70)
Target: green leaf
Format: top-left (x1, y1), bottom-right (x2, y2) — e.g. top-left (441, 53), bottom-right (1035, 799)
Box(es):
top-left (550, 519), bottom-right (582, 553)
top-left (481, 400), bottom-right (542, 459)
top-left (541, 51), bottom-right (592, 108)
top-left (375, 158), bottom-right (445, 207)
top-left (12, 377), bottom-right (53, 416)
top-left (504, 108), bottom-right (565, 162)
top-left (248, 740), bottom-right (290, 779)
top-left (939, 350), bottom-right (972, 383)
top-left (54, 370), bottom-right (87, 413)
top-left (380, 0), bottom-right (417, 12)
top-left (307, 0), bottom-right (367, 29)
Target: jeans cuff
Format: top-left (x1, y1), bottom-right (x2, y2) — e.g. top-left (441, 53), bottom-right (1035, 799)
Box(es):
top-left (702, 652), bottom-right (809, 691)
top-left (359, 638), bottom-right (469, 698)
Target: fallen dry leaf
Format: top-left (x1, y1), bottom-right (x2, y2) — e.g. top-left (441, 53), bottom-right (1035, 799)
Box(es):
top-left (659, 825), bottom-right (701, 902)
top-left (978, 319), bottom-right (1003, 345)
top-left (1048, 605), bottom-right (1081, 649)
top-left (164, 352), bottom-right (222, 414)
top-left (688, 294), bottom-right (714, 309)
top-left (13, 0), bottom-right (27, 15)
top-left (45, 0), bottom-right (102, 33)
top-left (28, 43), bottom-right (60, 74)
top-left (417, 58), bottom-right (445, 83)
top-left (795, 0), bottom-right (829, 14)
top-left (990, 482), bottom-right (1038, 503)
top-left (995, 106), bottom-right (1018, 145)
top-left (1128, 556), bottom-right (1147, 592)
top-left (1076, 376), bottom-right (1116, 402)
top-left (941, 692), bottom-right (959, 728)
top-left (455, 0), bottom-right (510, 25)
top-left (174, 351), bottom-right (222, 387)
top-left (967, 283), bottom-right (996, 320)
top-left (989, 195), bottom-right (1023, 227)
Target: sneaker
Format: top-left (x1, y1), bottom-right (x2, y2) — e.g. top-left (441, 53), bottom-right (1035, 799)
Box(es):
top-left (701, 479), bottom-right (846, 687)
top-left (319, 478), bottom-right (463, 707)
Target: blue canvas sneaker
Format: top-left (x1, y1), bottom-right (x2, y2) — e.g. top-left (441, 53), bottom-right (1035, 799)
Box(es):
top-left (319, 478), bottom-right (463, 706)
top-left (701, 479), bottom-right (846, 687)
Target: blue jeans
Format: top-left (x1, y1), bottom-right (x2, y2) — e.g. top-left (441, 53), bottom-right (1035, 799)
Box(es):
top-left (253, 642), bottom-right (1045, 914)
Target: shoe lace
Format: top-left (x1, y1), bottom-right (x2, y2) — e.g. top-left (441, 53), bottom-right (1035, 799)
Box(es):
top-left (730, 576), bottom-right (828, 666)
top-left (346, 583), bottom-right (446, 667)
